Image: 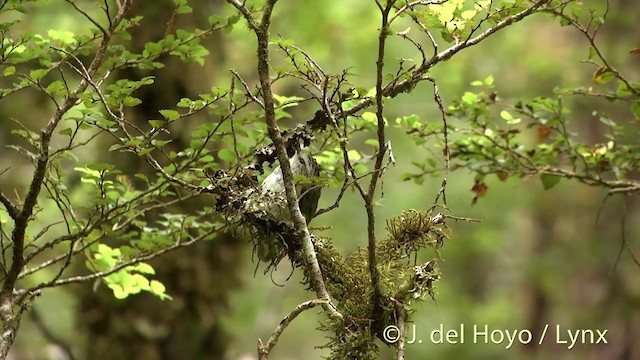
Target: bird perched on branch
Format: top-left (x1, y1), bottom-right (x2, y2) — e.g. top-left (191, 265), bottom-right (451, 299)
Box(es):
top-left (260, 149), bottom-right (321, 224)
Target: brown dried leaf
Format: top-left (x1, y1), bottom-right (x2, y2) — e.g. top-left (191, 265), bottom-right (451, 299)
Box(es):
top-left (471, 180), bottom-right (488, 205)
top-left (537, 125), bottom-right (552, 140)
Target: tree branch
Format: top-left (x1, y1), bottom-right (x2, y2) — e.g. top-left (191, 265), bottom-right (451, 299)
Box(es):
top-left (425, 76), bottom-right (450, 211)
top-left (257, 299), bottom-right (328, 360)
top-left (392, 298), bottom-right (406, 360)
top-left (226, 0), bottom-right (259, 31)
top-left (20, 225), bottom-right (220, 297)
top-left (0, 2), bottom-right (133, 358)
top-left (226, 0), bottom-right (342, 320)
top-left (365, 0), bottom-right (393, 337)
top-left (343, 0), bottom-right (551, 117)
top-left (0, 192), bottom-right (18, 220)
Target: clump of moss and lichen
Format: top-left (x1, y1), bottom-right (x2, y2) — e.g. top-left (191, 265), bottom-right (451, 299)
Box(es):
top-left (313, 210), bottom-right (445, 358)
top-left (382, 209), bottom-right (447, 259)
top-left (321, 316), bottom-right (380, 360)
top-left (246, 209), bottom-right (445, 358)
top-left (210, 170), bottom-right (448, 358)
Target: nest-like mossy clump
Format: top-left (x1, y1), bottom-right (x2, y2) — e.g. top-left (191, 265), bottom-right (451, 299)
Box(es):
top-left (207, 171), bottom-right (446, 357)
top-left (382, 209), bottom-right (448, 260)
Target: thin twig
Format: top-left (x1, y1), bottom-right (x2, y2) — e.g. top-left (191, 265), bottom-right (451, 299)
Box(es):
top-left (392, 298), bottom-right (406, 360)
top-left (257, 299), bottom-right (328, 360)
top-left (425, 76), bottom-right (449, 211)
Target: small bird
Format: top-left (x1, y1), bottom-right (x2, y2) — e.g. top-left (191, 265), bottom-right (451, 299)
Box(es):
top-left (260, 150), bottom-right (321, 224)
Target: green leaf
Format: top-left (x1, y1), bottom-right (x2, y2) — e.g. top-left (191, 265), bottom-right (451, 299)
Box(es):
top-left (362, 112), bottom-right (377, 124)
top-left (159, 109), bottom-right (180, 121)
top-left (149, 280), bottom-right (172, 300)
top-left (461, 10), bottom-right (476, 20)
top-left (29, 69), bottom-right (47, 81)
top-left (273, 94), bottom-right (303, 107)
top-left (404, 114), bottom-right (420, 127)
top-left (74, 166), bottom-right (101, 178)
top-left (46, 80), bottom-right (66, 95)
top-left (149, 280), bottom-right (166, 294)
top-left (461, 92), bottom-right (478, 104)
top-left (500, 110), bottom-right (512, 121)
top-left (484, 75), bottom-right (494, 86)
top-left (208, 15), bottom-right (224, 26)
top-left (152, 139), bottom-right (171, 148)
top-left (593, 67), bottom-right (615, 85)
top-left (500, 110), bottom-right (521, 124)
top-left (347, 149), bottom-right (362, 161)
top-left (134, 263), bottom-right (156, 275)
top-left (125, 138), bottom-right (143, 147)
top-left (109, 144), bottom-right (125, 152)
top-left (3, 66), bottom-right (16, 76)
top-left (123, 96), bottom-right (142, 107)
top-left (475, 0), bottom-right (491, 10)
top-left (140, 76), bottom-right (155, 85)
top-left (149, 119), bottom-right (165, 128)
top-left (400, 172), bottom-right (413, 181)
top-left (48, 29), bottom-right (76, 44)
top-left (365, 139), bottom-right (379, 148)
top-left (354, 163), bottom-right (368, 174)
top-left (177, 98), bottom-right (194, 108)
top-left (592, 16), bottom-right (604, 28)
top-left (616, 81), bottom-right (632, 97)
top-left (540, 174), bottom-right (561, 190)
top-left (177, 5), bottom-right (192, 14)
top-left (143, 42), bottom-right (162, 57)
top-left (110, 284), bottom-right (128, 299)
top-left (218, 148), bottom-right (235, 163)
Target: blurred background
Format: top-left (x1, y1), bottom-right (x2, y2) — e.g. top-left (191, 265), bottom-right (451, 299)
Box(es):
top-left (1, 0), bottom-right (638, 359)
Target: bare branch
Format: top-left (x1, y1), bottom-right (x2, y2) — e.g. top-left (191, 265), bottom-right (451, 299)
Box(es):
top-left (425, 76), bottom-right (449, 211)
top-left (364, 0), bottom-right (394, 337)
top-left (66, 0), bottom-right (107, 35)
top-left (392, 298), bottom-right (406, 360)
top-left (544, 1), bottom-right (639, 97)
top-left (611, 196), bottom-right (640, 272)
top-left (0, 192), bottom-right (18, 220)
top-left (230, 69), bottom-right (265, 108)
top-left (257, 299), bottom-right (329, 360)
